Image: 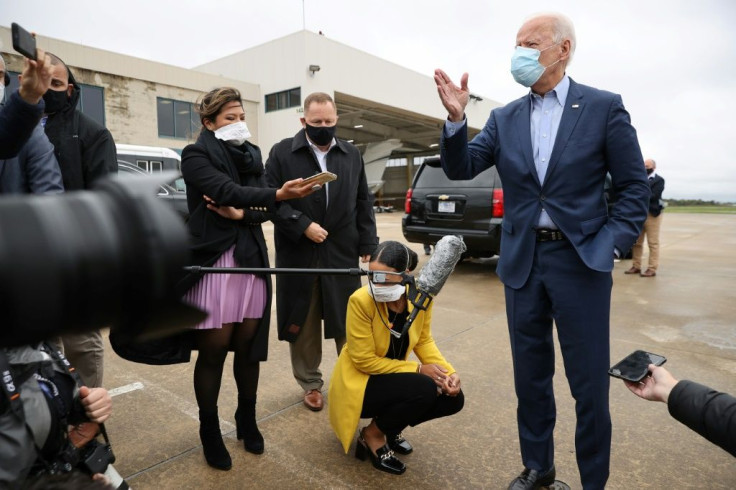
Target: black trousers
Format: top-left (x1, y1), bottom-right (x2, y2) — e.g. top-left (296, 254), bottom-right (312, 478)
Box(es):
top-left (361, 372), bottom-right (464, 435)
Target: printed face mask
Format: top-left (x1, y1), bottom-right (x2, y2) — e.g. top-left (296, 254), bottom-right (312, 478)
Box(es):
top-left (305, 123), bottom-right (336, 146)
top-left (510, 43), bottom-right (560, 87)
top-left (214, 121), bottom-right (251, 146)
top-left (368, 283), bottom-right (405, 303)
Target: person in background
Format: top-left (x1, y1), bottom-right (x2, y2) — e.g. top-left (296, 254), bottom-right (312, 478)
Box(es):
top-left (0, 54), bottom-right (64, 195)
top-left (624, 364), bottom-right (735, 457)
top-left (179, 87), bottom-right (318, 471)
top-left (625, 158), bottom-right (665, 277)
top-left (37, 53), bottom-right (118, 390)
top-left (0, 47), bottom-right (52, 158)
top-left (328, 241), bottom-right (464, 475)
top-left (266, 92), bottom-right (378, 413)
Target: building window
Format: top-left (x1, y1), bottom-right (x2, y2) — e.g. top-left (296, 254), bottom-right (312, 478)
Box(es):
top-left (265, 87), bottom-right (301, 113)
top-left (157, 97), bottom-right (201, 139)
top-left (76, 84), bottom-right (106, 126)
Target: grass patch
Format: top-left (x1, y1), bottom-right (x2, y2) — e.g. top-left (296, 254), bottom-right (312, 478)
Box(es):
top-left (666, 206), bottom-right (736, 214)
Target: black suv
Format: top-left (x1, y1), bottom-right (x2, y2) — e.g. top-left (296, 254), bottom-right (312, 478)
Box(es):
top-left (402, 157), bottom-right (503, 258)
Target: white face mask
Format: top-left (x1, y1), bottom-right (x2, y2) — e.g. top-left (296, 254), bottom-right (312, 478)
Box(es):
top-left (368, 283), bottom-right (405, 303)
top-left (0, 84), bottom-right (5, 103)
top-left (213, 121), bottom-right (251, 146)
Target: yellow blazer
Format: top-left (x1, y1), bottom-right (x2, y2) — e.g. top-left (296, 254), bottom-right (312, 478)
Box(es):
top-left (328, 285), bottom-right (455, 453)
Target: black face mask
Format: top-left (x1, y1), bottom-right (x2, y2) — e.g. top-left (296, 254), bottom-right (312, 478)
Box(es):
top-left (646, 168), bottom-right (654, 175)
top-left (305, 123), bottom-right (336, 146)
top-left (43, 89), bottom-right (70, 114)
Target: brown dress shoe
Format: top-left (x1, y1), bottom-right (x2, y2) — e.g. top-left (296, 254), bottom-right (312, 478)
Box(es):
top-left (641, 268), bottom-right (657, 277)
top-left (303, 389), bottom-right (324, 411)
top-left (624, 266), bottom-right (641, 274)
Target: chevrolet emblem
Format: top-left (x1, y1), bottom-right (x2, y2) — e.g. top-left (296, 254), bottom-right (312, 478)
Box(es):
top-left (438, 195), bottom-right (449, 200)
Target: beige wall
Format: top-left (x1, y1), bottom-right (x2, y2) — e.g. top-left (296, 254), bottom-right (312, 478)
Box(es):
top-left (0, 26), bottom-right (261, 150)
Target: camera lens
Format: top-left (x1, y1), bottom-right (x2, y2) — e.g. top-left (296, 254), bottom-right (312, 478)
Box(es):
top-left (0, 173), bottom-right (204, 347)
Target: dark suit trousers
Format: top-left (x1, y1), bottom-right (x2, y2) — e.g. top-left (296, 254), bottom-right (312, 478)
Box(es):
top-left (505, 239), bottom-right (612, 490)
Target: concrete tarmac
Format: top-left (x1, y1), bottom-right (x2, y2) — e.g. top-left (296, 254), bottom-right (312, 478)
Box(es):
top-left (102, 212), bottom-right (736, 489)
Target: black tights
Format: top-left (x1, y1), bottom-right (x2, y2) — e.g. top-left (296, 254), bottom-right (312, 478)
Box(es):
top-left (193, 319), bottom-right (260, 412)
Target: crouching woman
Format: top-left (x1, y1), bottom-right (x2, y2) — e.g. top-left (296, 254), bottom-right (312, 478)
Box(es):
top-left (328, 240), bottom-right (464, 475)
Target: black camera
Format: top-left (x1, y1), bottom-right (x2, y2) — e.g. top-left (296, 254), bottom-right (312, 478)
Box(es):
top-left (78, 439), bottom-right (115, 475)
top-left (0, 173), bottom-right (205, 347)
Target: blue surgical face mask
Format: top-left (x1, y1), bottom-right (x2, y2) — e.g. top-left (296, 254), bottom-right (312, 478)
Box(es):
top-left (510, 43), bottom-right (560, 87)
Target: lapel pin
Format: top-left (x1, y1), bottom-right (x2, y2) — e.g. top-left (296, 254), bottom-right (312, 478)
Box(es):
top-left (572, 104), bottom-right (580, 109)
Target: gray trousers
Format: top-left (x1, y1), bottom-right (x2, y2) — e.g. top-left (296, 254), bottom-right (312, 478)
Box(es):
top-left (289, 279), bottom-right (345, 391)
top-left (54, 329), bottom-right (105, 388)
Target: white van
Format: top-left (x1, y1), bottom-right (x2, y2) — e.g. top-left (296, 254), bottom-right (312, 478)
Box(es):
top-left (116, 144), bottom-right (185, 193)
top-left (116, 144), bottom-right (182, 174)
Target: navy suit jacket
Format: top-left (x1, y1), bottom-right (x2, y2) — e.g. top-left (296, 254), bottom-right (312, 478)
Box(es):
top-left (441, 78), bottom-right (650, 289)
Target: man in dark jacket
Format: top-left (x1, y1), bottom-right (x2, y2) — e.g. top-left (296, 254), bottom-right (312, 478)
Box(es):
top-left (39, 53), bottom-right (118, 388)
top-left (624, 364), bottom-right (735, 457)
top-left (625, 158), bottom-right (665, 277)
top-left (266, 92), bottom-right (378, 412)
top-left (0, 55), bottom-right (64, 195)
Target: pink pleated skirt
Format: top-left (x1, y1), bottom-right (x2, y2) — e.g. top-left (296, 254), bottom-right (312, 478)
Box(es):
top-left (184, 246), bottom-right (267, 330)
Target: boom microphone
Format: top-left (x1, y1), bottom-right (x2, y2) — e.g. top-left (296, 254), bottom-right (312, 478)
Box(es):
top-left (398, 235), bottom-right (466, 337)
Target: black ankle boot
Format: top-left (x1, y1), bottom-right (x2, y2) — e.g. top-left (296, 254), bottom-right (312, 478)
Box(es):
top-left (199, 409), bottom-right (232, 470)
top-left (235, 396), bottom-right (264, 454)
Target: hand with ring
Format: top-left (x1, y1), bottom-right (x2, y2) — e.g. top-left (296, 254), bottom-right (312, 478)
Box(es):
top-left (418, 363), bottom-right (448, 388)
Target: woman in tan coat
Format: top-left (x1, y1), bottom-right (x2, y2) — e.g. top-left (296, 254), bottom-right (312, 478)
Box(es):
top-left (328, 241), bottom-right (464, 475)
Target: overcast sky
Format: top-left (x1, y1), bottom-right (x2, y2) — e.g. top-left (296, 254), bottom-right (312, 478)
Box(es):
top-left (5, 0), bottom-right (736, 201)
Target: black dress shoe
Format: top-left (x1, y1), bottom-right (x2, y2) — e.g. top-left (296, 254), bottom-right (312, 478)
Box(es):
top-left (355, 429), bottom-right (406, 475)
top-left (386, 432), bottom-right (413, 455)
top-left (507, 466), bottom-right (556, 490)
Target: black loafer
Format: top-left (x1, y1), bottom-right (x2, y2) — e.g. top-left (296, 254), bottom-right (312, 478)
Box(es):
top-left (507, 465), bottom-right (556, 490)
top-left (355, 430), bottom-right (406, 475)
top-left (386, 432), bottom-right (413, 455)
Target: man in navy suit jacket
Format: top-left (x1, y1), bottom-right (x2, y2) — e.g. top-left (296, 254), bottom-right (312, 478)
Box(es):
top-left (435, 12), bottom-right (650, 490)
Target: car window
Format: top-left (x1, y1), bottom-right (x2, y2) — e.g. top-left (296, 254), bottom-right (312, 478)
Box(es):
top-left (172, 177), bottom-right (186, 192)
top-left (416, 164), bottom-right (494, 188)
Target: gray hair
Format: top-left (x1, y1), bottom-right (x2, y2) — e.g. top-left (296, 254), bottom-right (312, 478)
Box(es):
top-left (527, 12), bottom-right (576, 64)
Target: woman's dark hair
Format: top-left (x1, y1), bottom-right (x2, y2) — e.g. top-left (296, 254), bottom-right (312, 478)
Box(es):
top-left (369, 241), bottom-right (418, 272)
top-left (195, 87), bottom-right (242, 126)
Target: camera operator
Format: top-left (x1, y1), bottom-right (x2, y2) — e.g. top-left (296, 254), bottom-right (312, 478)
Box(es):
top-left (625, 364), bottom-right (736, 457)
top-left (0, 47), bottom-right (52, 159)
top-left (0, 342), bottom-right (116, 488)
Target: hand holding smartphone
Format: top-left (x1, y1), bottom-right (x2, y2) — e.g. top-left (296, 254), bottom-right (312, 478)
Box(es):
top-left (302, 171), bottom-right (337, 186)
top-left (12, 23), bottom-right (37, 61)
top-left (608, 350), bottom-right (667, 382)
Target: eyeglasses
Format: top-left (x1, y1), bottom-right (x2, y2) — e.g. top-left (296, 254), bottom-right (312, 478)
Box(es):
top-left (368, 271), bottom-right (405, 285)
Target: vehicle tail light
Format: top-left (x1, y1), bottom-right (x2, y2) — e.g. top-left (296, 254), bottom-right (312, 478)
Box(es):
top-left (404, 188), bottom-right (413, 214)
top-left (492, 188), bottom-right (504, 218)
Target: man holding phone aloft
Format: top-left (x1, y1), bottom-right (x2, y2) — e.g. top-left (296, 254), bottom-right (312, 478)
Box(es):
top-left (435, 12), bottom-right (649, 490)
top-left (266, 92), bottom-right (377, 412)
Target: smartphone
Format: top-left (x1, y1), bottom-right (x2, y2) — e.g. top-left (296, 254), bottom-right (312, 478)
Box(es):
top-left (11, 23), bottom-right (37, 61)
top-left (608, 350), bottom-right (667, 382)
top-left (303, 171), bottom-right (337, 185)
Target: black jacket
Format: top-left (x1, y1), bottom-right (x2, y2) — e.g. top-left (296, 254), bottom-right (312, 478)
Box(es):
top-left (647, 174), bottom-right (665, 217)
top-left (178, 130), bottom-right (278, 361)
top-left (265, 129), bottom-right (377, 341)
top-left (668, 380), bottom-right (736, 457)
top-left (42, 68), bottom-right (117, 190)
